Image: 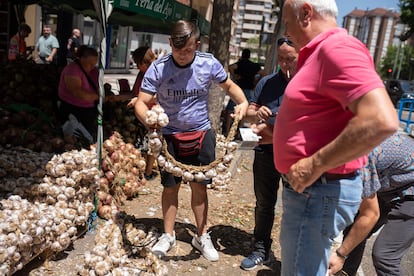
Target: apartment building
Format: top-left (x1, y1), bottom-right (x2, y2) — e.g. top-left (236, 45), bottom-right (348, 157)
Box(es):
top-left (231, 0), bottom-right (278, 63)
top-left (342, 8), bottom-right (402, 66)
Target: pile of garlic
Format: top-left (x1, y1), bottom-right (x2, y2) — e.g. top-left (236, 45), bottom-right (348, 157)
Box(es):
top-left (145, 105), bottom-right (236, 190)
top-left (0, 147), bottom-right (99, 275)
top-left (77, 215), bottom-right (168, 276)
top-left (0, 146), bottom-right (53, 196)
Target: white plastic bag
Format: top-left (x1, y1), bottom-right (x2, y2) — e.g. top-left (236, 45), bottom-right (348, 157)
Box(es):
top-left (62, 114), bottom-right (93, 144)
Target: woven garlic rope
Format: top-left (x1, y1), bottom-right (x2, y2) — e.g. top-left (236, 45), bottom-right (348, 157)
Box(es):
top-left (160, 115), bottom-right (240, 173)
top-left (145, 104), bottom-right (240, 177)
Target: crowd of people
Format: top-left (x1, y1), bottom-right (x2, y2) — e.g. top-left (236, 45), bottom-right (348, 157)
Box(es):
top-left (6, 1), bottom-right (414, 274)
top-left (131, 8), bottom-right (410, 275)
top-left (132, 4), bottom-right (408, 276)
top-left (8, 25), bottom-right (80, 65)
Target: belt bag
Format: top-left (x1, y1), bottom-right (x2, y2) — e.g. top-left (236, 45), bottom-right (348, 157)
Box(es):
top-left (171, 130), bottom-right (207, 157)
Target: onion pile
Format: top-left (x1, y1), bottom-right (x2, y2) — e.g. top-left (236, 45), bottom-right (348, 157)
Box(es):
top-left (0, 108), bottom-right (80, 153)
top-left (97, 132), bottom-right (147, 219)
top-left (0, 64), bottom-right (61, 113)
top-left (103, 101), bottom-right (142, 144)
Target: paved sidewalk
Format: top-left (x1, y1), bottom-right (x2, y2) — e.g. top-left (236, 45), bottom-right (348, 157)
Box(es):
top-left (103, 69), bottom-right (138, 95)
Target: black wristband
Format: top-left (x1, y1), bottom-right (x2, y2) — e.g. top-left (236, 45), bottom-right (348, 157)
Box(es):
top-left (336, 249), bottom-right (348, 260)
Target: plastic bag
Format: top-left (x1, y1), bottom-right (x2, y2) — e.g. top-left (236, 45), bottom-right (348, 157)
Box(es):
top-left (62, 114), bottom-right (93, 144)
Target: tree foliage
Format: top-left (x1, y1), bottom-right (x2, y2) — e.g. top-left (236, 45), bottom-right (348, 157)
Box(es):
top-left (399, 0), bottom-right (414, 40)
top-left (245, 36), bottom-right (260, 62)
top-left (380, 44), bottom-right (414, 80)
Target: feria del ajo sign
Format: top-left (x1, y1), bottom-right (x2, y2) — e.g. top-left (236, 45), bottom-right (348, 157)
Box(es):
top-left (114, 0), bottom-right (192, 21)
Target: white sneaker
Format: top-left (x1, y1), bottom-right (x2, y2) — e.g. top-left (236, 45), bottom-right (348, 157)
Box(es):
top-left (191, 232), bottom-right (219, 261)
top-left (151, 232), bottom-right (176, 257)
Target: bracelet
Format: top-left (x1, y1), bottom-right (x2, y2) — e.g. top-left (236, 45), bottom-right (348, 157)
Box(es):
top-left (335, 249), bottom-right (348, 260)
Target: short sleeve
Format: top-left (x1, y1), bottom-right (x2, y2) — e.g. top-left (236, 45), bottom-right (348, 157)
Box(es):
top-left (53, 37), bottom-right (60, 48)
top-left (211, 56), bottom-right (228, 83)
top-left (140, 63), bottom-right (158, 95)
top-left (361, 147), bottom-right (382, 198)
top-left (252, 74), bottom-right (271, 103)
top-left (320, 39), bottom-right (384, 108)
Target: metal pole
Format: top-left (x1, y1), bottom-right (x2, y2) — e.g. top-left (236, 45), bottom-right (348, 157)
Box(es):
top-left (259, 15), bottom-right (265, 63)
top-left (397, 41), bottom-right (405, 80)
top-left (392, 41), bottom-right (401, 79)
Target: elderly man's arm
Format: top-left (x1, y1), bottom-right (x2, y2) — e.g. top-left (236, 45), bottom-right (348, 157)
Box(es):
top-left (327, 194), bottom-right (380, 274)
top-left (288, 88), bottom-right (399, 193)
top-left (315, 88), bottom-right (398, 170)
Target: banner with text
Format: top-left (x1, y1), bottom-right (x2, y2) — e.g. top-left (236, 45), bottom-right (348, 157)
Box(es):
top-left (113, 0), bottom-right (192, 22)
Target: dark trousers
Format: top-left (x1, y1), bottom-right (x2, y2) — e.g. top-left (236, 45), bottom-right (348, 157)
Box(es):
top-left (252, 145), bottom-right (281, 253)
top-left (343, 197), bottom-right (414, 276)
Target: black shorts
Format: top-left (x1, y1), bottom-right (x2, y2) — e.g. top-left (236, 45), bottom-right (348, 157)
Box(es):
top-left (160, 128), bottom-right (216, 187)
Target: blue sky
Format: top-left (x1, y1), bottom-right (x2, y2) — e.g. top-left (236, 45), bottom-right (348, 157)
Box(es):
top-left (337, 1), bottom-right (400, 24)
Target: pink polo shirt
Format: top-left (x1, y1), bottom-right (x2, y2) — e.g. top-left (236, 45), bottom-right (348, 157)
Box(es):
top-left (58, 62), bottom-right (99, 108)
top-left (273, 28), bottom-right (384, 174)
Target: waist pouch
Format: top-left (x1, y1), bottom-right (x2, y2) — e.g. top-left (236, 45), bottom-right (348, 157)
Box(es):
top-left (170, 130), bottom-right (207, 157)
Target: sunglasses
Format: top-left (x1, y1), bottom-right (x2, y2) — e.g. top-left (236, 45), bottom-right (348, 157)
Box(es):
top-left (277, 37), bottom-right (293, 47)
top-left (171, 31), bottom-right (192, 49)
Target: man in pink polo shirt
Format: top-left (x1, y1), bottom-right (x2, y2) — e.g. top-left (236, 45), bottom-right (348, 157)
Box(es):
top-left (273, 0), bottom-right (399, 275)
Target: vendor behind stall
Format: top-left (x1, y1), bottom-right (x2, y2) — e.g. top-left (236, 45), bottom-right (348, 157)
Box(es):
top-left (58, 45), bottom-right (99, 142)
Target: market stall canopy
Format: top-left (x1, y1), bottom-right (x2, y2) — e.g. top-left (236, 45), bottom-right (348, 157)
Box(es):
top-left (10, 0), bottom-right (210, 35)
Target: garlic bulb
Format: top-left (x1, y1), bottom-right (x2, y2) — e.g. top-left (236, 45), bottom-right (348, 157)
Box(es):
top-left (151, 104), bottom-right (165, 114)
top-left (145, 110), bottom-right (158, 125)
top-left (223, 153), bottom-right (234, 164)
top-left (157, 113), bottom-right (169, 127)
top-left (216, 163), bottom-right (228, 172)
top-left (157, 155), bottom-right (166, 167)
top-left (171, 166), bottom-right (183, 177)
top-left (164, 162), bottom-right (174, 173)
top-left (194, 172), bottom-right (206, 182)
top-left (182, 171), bottom-right (194, 182)
top-left (205, 168), bottom-right (217, 179)
top-left (227, 141), bottom-right (239, 152)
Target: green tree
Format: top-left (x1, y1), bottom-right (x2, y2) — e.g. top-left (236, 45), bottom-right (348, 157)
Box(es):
top-left (380, 44), bottom-right (414, 80)
top-left (399, 0), bottom-right (414, 40)
top-left (245, 36), bottom-right (260, 62)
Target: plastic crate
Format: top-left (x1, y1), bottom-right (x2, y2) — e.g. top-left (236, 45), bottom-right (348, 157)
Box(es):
top-left (398, 98), bottom-right (414, 135)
